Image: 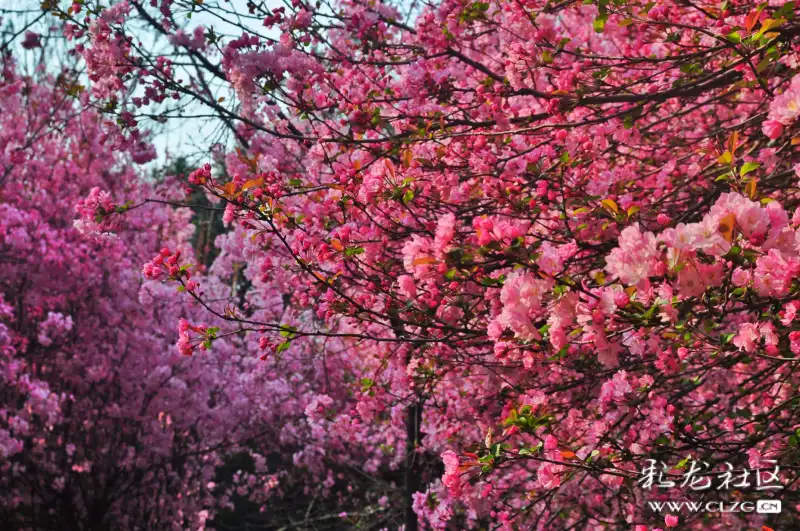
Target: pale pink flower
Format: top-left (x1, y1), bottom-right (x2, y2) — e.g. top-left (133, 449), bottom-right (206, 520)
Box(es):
top-left (496, 271), bottom-right (553, 340)
top-left (397, 274), bottom-right (417, 299)
top-left (433, 212), bottom-right (456, 258)
top-left (441, 450), bottom-right (462, 496)
top-left (753, 249), bottom-right (799, 297)
top-left (732, 323), bottom-right (760, 353)
top-left (605, 224), bottom-right (660, 285)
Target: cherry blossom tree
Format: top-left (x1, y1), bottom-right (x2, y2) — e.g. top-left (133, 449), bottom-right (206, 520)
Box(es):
top-left (4, 0), bottom-right (800, 529)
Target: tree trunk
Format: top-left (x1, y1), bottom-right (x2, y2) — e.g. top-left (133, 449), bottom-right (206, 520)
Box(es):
top-left (404, 401), bottom-right (422, 531)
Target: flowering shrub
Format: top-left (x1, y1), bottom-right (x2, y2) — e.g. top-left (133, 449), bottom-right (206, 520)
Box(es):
top-left (4, 0), bottom-right (800, 529)
top-left (0, 64), bottom-right (398, 528)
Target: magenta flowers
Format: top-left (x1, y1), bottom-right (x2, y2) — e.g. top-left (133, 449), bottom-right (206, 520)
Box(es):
top-left (3, 0), bottom-right (800, 529)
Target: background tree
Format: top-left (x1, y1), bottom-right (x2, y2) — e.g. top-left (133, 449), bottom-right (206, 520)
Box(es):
top-left (3, 0), bottom-right (800, 529)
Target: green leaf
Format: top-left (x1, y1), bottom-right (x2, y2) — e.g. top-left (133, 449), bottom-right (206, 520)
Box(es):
top-left (740, 161), bottom-right (760, 176)
top-left (519, 442), bottom-right (543, 456)
top-left (641, 301), bottom-right (660, 321)
top-left (593, 11), bottom-right (608, 33)
top-left (279, 325), bottom-right (297, 338)
top-left (344, 246), bottom-right (366, 257)
top-left (360, 377), bottom-right (374, 391)
top-left (775, 2), bottom-right (796, 20)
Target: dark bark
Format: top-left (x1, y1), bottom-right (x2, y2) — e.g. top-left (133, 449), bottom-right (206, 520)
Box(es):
top-left (404, 401), bottom-right (422, 531)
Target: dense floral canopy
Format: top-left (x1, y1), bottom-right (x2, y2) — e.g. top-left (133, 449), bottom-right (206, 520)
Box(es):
top-left (3, 0), bottom-right (800, 529)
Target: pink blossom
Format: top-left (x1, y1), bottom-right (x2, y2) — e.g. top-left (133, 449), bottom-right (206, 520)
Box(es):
top-left (790, 331), bottom-right (800, 355)
top-left (766, 74), bottom-right (800, 129)
top-left (731, 267), bottom-right (751, 287)
top-left (762, 119), bottom-right (784, 139)
top-left (780, 301), bottom-right (800, 325)
top-left (495, 271), bottom-right (553, 341)
top-left (21, 31), bottom-right (42, 49)
top-left (304, 394), bottom-right (334, 421)
top-left (753, 249), bottom-right (799, 297)
top-left (397, 274), bottom-right (417, 299)
top-left (733, 323), bottom-right (760, 353)
top-left (433, 212), bottom-right (456, 258)
top-left (605, 225), bottom-right (660, 285)
top-left (599, 371), bottom-right (633, 411)
top-left (441, 450), bottom-right (462, 496)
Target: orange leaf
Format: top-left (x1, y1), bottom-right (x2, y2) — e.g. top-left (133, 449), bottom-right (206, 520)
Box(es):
top-left (745, 178), bottom-right (758, 200)
top-left (331, 239), bottom-right (344, 252)
top-left (718, 213), bottom-right (736, 243)
top-left (600, 198), bottom-right (619, 215)
top-left (242, 177), bottom-right (264, 191)
top-left (402, 150), bottom-right (413, 168)
top-left (763, 526), bottom-right (775, 531)
top-left (745, 10), bottom-right (760, 32)
top-left (412, 256), bottom-right (438, 266)
top-left (728, 131), bottom-right (740, 154)
top-left (760, 19), bottom-right (781, 33)
top-left (560, 451), bottom-right (577, 459)
top-left (223, 182), bottom-right (237, 197)
top-left (385, 159), bottom-right (396, 180)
